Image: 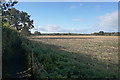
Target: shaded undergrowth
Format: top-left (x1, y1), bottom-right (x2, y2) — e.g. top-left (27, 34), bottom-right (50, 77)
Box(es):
top-left (23, 39), bottom-right (119, 79)
top-left (2, 27), bottom-right (29, 79)
top-left (2, 26), bottom-right (118, 79)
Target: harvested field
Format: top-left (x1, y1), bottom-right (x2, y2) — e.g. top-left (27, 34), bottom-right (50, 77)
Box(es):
top-left (28, 36), bottom-right (119, 78)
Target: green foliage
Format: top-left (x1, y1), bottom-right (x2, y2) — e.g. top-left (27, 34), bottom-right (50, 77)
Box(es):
top-left (99, 31), bottom-right (104, 35)
top-left (2, 22), bottom-right (9, 27)
top-left (34, 31), bottom-right (41, 35)
top-left (1, 0), bottom-right (33, 36)
top-left (2, 8), bottom-right (34, 32)
top-left (1, 0), bottom-right (18, 10)
top-left (93, 31), bottom-right (119, 36)
top-left (2, 26), bottom-right (29, 78)
top-left (20, 27), bottom-right (31, 36)
top-left (41, 32), bottom-right (119, 36)
top-left (2, 1), bottom-right (32, 78)
top-left (3, 25), bottom-right (19, 54)
top-left (23, 40), bottom-right (119, 79)
top-left (2, 2), bottom-right (34, 36)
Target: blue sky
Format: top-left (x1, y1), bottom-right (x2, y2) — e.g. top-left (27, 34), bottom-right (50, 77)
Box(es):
top-left (15, 2), bottom-right (118, 33)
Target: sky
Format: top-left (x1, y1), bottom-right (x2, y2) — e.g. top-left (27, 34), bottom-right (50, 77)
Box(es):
top-left (14, 2), bottom-right (118, 33)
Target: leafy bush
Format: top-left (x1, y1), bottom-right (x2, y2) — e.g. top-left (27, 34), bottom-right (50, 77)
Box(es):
top-left (2, 26), bottom-right (29, 78)
top-left (34, 31), bottom-right (41, 35)
top-left (23, 41), bottom-right (119, 79)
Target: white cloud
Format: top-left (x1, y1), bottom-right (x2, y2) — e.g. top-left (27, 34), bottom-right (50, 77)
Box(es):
top-left (31, 24), bottom-right (87, 33)
top-left (31, 24), bottom-right (60, 33)
top-left (42, 24), bottom-right (61, 32)
top-left (31, 10), bottom-right (118, 34)
top-left (97, 10), bottom-right (118, 31)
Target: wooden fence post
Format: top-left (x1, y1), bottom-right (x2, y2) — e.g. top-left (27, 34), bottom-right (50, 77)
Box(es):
top-left (30, 50), bottom-right (35, 80)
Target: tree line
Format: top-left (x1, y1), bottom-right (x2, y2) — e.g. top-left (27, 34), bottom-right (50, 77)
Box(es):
top-left (32, 31), bottom-right (120, 36)
top-left (1, 0), bottom-right (33, 79)
top-left (1, 0), bottom-right (34, 36)
top-left (1, 0), bottom-right (119, 36)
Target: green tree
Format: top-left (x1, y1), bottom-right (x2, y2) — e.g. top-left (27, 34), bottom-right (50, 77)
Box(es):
top-left (1, 0), bottom-right (34, 36)
top-left (99, 31), bottom-right (104, 35)
top-left (20, 11), bottom-right (34, 31)
top-left (1, 1), bottom-right (30, 78)
top-left (0, 0), bottom-right (18, 10)
top-left (34, 31), bottom-right (41, 35)
top-left (3, 8), bottom-right (34, 32)
top-left (20, 26), bottom-right (31, 36)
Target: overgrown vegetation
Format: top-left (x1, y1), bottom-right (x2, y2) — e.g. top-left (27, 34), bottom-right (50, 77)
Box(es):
top-left (34, 31), bottom-right (41, 35)
top-left (1, 0), bottom-right (119, 79)
top-left (26, 36), bottom-right (119, 79)
top-left (2, 26), bottom-right (29, 78)
top-left (1, 0), bottom-right (33, 78)
top-left (37, 31), bottom-right (120, 36)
